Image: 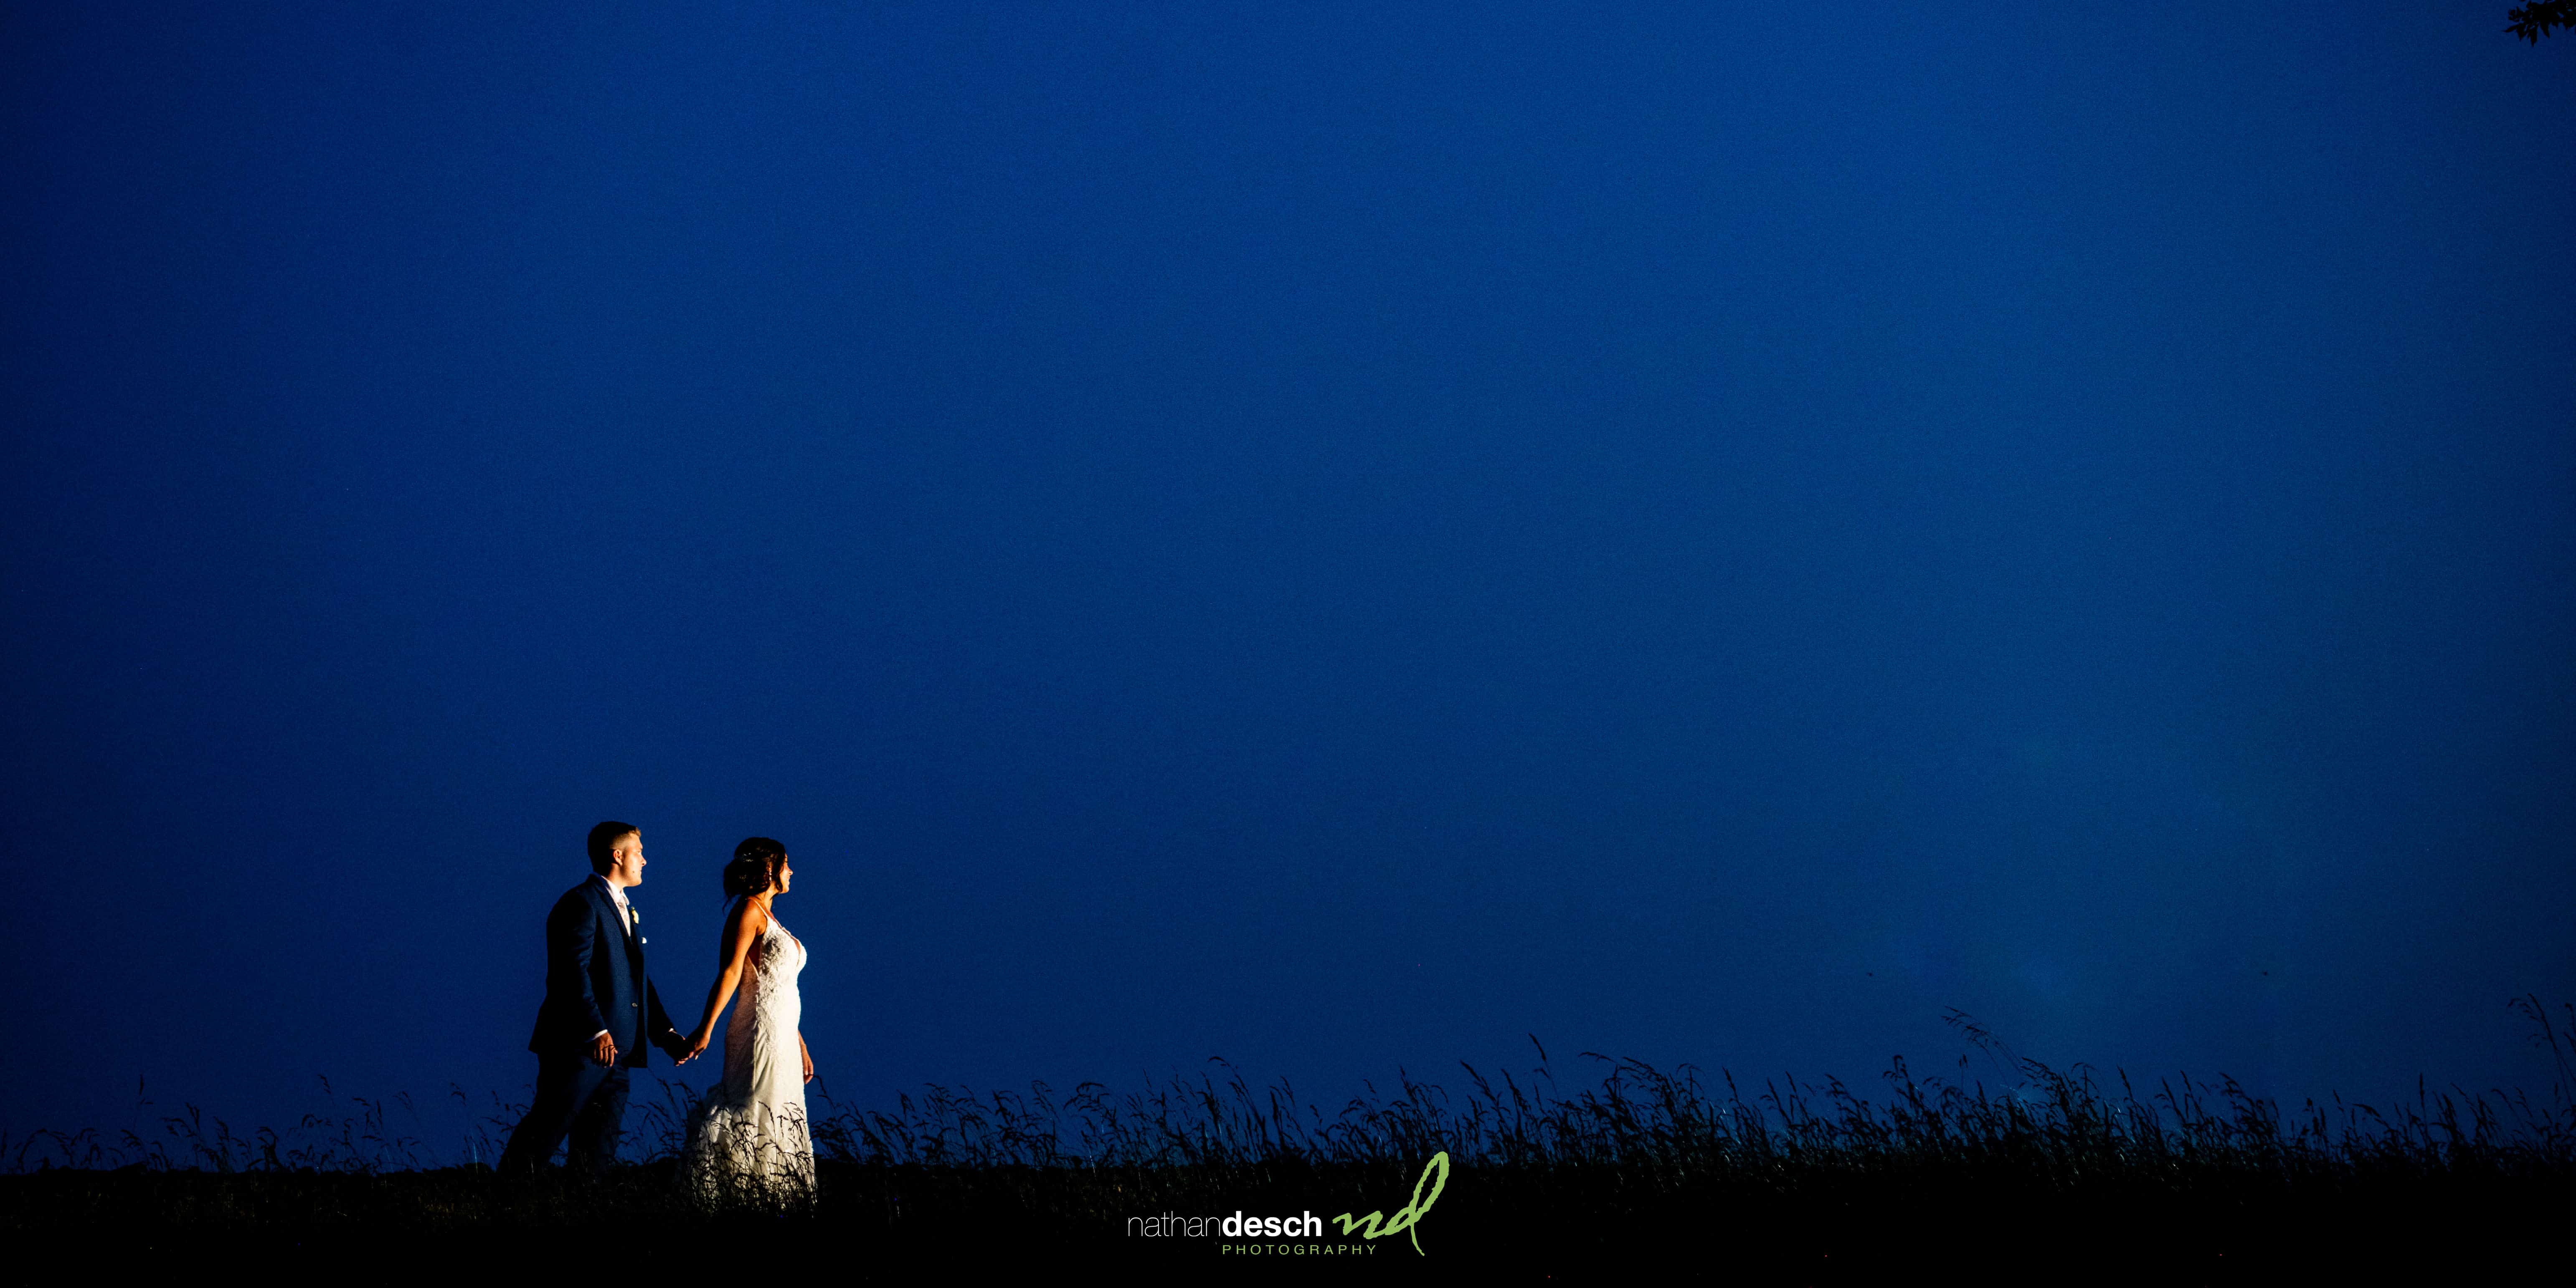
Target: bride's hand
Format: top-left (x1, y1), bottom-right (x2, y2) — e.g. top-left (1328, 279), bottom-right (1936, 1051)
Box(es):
top-left (682, 1028), bottom-right (711, 1062)
top-left (801, 1044), bottom-right (814, 1084)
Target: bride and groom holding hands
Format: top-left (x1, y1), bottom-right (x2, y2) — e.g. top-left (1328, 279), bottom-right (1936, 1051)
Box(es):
top-left (497, 820), bottom-right (816, 1202)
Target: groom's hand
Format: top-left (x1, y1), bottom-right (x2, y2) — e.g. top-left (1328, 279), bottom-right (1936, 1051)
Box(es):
top-left (589, 1032), bottom-right (619, 1066)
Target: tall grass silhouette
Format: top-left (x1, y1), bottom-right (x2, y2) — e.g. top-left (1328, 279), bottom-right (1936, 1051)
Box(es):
top-left (7, 999), bottom-right (2572, 1269)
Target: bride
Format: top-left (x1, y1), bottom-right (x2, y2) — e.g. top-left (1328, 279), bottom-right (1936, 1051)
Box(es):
top-left (678, 836), bottom-right (815, 1205)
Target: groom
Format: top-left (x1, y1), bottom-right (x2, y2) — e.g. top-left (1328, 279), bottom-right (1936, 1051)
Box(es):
top-left (498, 820), bottom-right (695, 1176)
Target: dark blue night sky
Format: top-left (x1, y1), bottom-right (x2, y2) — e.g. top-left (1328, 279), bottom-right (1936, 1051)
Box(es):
top-left (4, 3), bottom-right (2571, 1151)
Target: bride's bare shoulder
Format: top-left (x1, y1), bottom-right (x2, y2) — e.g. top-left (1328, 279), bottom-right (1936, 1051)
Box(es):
top-left (719, 897), bottom-right (758, 940)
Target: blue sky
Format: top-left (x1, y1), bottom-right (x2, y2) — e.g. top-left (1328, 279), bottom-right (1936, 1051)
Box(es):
top-left (3, 3), bottom-right (2571, 1151)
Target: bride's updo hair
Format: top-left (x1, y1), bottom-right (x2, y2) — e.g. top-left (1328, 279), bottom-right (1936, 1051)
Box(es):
top-left (723, 836), bottom-right (788, 898)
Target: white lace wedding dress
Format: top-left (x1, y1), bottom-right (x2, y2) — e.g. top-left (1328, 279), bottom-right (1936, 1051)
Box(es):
top-left (680, 900), bottom-right (815, 1205)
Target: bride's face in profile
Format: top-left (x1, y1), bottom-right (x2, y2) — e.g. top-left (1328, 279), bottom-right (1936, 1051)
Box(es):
top-left (772, 859), bottom-right (793, 896)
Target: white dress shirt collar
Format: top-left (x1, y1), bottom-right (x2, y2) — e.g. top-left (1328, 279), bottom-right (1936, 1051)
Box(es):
top-left (592, 872), bottom-right (632, 919)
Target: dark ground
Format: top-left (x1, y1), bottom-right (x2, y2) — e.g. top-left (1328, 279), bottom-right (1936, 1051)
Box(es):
top-left (4, 1157), bottom-right (2561, 1280)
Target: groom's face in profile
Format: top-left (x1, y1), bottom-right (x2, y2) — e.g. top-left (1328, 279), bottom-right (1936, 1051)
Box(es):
top-left (605, 831), bottom-right (646, 888)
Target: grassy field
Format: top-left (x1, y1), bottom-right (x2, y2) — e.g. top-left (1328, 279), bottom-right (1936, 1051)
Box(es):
top-left (10, 1004), bottom-right (2573, 1277)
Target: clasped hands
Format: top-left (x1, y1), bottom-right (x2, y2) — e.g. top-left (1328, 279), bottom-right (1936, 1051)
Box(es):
top-left (598, 1028), bottom-right (806, 1081)
top-left (586, 1031), bottom-right (710, 1066)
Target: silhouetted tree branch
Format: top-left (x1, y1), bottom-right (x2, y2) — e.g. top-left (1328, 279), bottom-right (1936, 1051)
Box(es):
top-left (2508, 0), bottom-right (2574, 42)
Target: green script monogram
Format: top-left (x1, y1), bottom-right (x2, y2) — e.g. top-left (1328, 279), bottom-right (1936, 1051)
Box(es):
top-left (1331, 1152), bottom-right (1450, 1255)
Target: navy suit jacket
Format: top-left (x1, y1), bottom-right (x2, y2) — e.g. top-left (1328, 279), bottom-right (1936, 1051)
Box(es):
top-left (527, 877), bottom-right (687, 1066)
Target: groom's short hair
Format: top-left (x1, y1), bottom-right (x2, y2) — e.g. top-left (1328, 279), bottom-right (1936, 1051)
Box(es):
top-left (587, 821), bottom-right (640, 874)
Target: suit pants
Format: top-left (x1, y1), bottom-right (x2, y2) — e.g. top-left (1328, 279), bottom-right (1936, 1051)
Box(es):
top-left (499, 1047), bottom-right (631, 1175)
